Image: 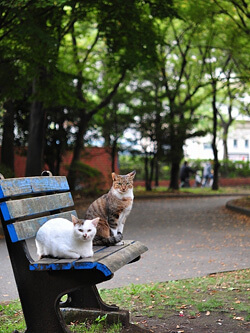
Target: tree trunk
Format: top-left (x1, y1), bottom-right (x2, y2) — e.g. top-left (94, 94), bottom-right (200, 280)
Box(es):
top-left (169, 160), bottom-right (180, 190)
top-left (222, 129), bottom-right (229, 177)
top-left (25, 79), bottom-right (45, 176)
top-left (67, 112), bottom-right (87, 190)
top-left (1, 100), bottom-right (15, 172)
top-left (223, 137), bottom-right (228, 160)
top-left (168, 131), bottom-right (184, 190)
top-left (144, 154), bottom-right (152, 191)
top-left (111, 140), bottom-right (117, 172)
top-left (155, 156), bottom-right (159, 187)
top-left (211, 80), bottom-right (220, 190)
top-left (150, 155), bottom-right (155, 188)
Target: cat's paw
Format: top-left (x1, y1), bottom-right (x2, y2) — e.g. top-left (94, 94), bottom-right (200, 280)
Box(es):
top-left (67, 252), bottom-right (81, 259)
top-left (114, 232), bottom-right (123, 244)
top-left (115, 241), bottom-right (124, 246)
top-left (80, 251), bottom-right (94, 258)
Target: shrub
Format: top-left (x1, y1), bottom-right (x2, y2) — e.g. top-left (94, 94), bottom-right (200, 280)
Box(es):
top-left (66, 161), bottom-right (105, 195)
top-left (0, 164), bottom-right (15, 178)
top-left (219, 160), bottom-right (250, 178)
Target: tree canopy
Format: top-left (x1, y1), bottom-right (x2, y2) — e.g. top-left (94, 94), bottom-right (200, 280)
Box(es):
top-left (0, 0), bottom-right (249, 190)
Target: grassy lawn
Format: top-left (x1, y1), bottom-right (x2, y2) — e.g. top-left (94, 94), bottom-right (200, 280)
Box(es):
top-left (100, 269), bottom-right (250, 321)
top-left (0, 270), bottom-right (249, 332)
top-left (134, 186), bottom-right (250, 196)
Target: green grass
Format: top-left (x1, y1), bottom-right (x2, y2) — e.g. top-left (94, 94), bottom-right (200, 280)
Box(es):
top-left (100, 269), bottom-right (250, 321)
top-left (69, 319), bottom-right (122, 333)
top-left (134, 185), bottom-right (250, 195)
top-left (0, 270), bottom-right (249, 332)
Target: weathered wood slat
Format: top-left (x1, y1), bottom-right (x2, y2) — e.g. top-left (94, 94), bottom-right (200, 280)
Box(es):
top-left (29, 241), bottom-right (148, 277)
top-left (0, 192), bottom-right (74, 222)
top-left (0, 176), bottom-right (69, 199)
top-left (98, 241), bottom-right (148, 274)
top-left (75, 241), bottom-right (135, 264)
top-left (30, 258), bottom-right (77, 271)
top-left (7, 210), bottom-right (77, 242)
top-left (29, 245), bottom-right (110, 271)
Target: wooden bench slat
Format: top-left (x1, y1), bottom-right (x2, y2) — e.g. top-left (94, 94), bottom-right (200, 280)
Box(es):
top-left (98, 241), bottom-right (148, 274)
top-left (75, 240), bottom-right (135, 264)
top-left (7, 210), bottom-right (77, 242)
top-left (30, 258), bottom-right (77, 271)
top-left (30, 246), bottom-right (114, 271)
top-left (29, 241), bottom-right (148, 278)
top-left (0, 192), bottom-right (74, 221)
top-left (0, 176), bottom-right (69, 199)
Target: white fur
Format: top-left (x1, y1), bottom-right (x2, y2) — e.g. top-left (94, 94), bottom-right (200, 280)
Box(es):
top-left (35, 216), bottom-right (99, 259)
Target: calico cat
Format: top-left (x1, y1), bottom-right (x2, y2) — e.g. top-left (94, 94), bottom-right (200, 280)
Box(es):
top-left (35, 215), bottom-right (99, 259)
top-left (84, 170), bottom-right (136, 246)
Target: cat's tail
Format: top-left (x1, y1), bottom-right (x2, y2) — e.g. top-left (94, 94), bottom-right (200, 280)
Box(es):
top-left (93, 232), bottom-right (123, 246)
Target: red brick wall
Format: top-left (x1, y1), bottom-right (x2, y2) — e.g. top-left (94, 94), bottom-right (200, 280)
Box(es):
top-left (59, 147), bottom-right (119, 188)
top-left (0, 147), bottom-right (118, 189)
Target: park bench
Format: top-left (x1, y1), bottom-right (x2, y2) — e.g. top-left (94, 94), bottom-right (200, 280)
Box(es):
top-left (0, 175), bottom-right (148, 333)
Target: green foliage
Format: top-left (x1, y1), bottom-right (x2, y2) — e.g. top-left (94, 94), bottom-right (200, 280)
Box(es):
top-left (100, 269), bottom-right (250, 320)
top-left (0, 0), bottom-right (249, 188)
top-left (69, 320), bottom-right (121, 333)
top-left (0, 300), bottom-right (122, 333)
top-left (219, 160), bottom-right (250, 178)
top-left (0, 164), bottom-right (15, 178)
top-left (119, 155), bottom-right (144, 179)
top-left (0, 300), bottom-right (24, 333)
top-left (186, 159), bottom-right (250, 179)
top-left (119, 155), bottom-right (171, 181)
top-left (119, 155), bottom-right (250, 184)
top-left (66, 161), bottom-right (105, 195)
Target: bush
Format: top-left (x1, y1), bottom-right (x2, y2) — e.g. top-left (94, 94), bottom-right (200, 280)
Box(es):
top-left (119, 155), bottom-right (144, 179)
top-left (219, 160), bottom-right (250, 178)
top-left (119, 155), bottom-right (171, 180)
top-left (0, 164), bottom-right (15, 178)
top-left (119, 155), bottom-right (250, 181)
top-left (188, 159), bottom-right (250, 178)
top-left (66, 161), bottom-right (105, 195)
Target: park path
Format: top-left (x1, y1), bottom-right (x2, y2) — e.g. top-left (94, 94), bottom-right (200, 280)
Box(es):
top-left (0, 196), bottom-right (249, 300)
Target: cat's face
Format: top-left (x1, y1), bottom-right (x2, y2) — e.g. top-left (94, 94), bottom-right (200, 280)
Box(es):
top-left (112, 170), bottom-right (136, 194)
top-left (71, 215), bottom-right (99, 241)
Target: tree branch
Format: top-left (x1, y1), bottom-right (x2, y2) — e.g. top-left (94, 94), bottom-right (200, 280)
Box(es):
top-left (87, 70), bottom-right (127, 120)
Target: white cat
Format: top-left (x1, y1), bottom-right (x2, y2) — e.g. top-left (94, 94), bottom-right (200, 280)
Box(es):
top-left (35, 215), bottom-right (99, 259)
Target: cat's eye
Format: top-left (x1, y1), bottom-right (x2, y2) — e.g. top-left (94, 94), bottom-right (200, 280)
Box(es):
top-left (87, 229), bottom-right (92, 232)
top-left (78, 229), bottom-right (83, 232)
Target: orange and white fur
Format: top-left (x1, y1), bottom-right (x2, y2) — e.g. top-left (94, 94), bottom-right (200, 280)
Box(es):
top-left (84, 171), bottom-right (136, 246)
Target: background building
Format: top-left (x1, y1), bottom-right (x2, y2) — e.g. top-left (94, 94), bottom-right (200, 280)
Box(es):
top-left (184, 120), bottom-right (250, 162)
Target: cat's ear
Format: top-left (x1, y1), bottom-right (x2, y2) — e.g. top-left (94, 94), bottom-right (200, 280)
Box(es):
top-left (91, 217), bottom-right (100, 228)
top-left (71, 214), bottom-right (80, 226)
top-left (112, 172), bottom-right (117, 181)
top-left (128, 170), bottom-right (136, 179)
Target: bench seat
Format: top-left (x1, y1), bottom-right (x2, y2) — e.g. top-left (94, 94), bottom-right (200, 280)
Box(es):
top-left (30, 240), bottom-right (146, 274)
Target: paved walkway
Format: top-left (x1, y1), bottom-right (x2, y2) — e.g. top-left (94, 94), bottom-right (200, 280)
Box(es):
top-left (0, 196), bottom-right (249, 301)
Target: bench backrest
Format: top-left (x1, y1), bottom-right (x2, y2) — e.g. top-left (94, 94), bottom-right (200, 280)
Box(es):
top-left (0, 176), bottom-right (77, 243)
